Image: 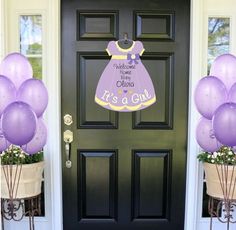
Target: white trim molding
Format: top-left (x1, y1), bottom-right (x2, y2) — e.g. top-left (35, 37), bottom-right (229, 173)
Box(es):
top-left (185, 0), bottom-right (204, 229)
top-left (0, 0), bottom-right (6, 60)
top-left (0, 0), bottom-right (6, 228)
top-left (46, 0), bottom-right (63, 229)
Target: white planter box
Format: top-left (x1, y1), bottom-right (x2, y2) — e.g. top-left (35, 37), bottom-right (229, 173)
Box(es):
top-left (204, 162), bottom-right (236, 199)
top-left (1, 161), bottom-right (44, 199)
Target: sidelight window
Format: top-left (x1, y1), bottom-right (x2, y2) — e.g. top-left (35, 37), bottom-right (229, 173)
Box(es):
top-left (20, 15), bottom-right (43, 79)
top-left (19, 14), bottom-right (45, 217)
top-left (207, 17), bottom-right (230, 73)
top-left (201, 16), bottom-right (230, 218)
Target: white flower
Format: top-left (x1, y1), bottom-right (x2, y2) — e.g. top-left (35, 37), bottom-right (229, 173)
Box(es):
top-left (211, 159), bottom-right (215, 163)
top-left (207, 155), bottom-right (211, 158)
top-left (213, 152), bottom-right (218, 158)
top-left (19, 153), bottom-right (25, 158)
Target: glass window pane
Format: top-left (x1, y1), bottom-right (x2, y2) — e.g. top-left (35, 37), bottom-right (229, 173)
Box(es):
top-left (19, 15), bottom-right (44, 217)
top-left (201, 181), bottom-right (222, 218)
top-left (201, 17), bottom-right (230, 218)
top-left (208, 17), bottom-right (230, 73)
top-left (28, 57), bottom-right (42, 80)
top-left (20, 15), bottom-right (42, 55)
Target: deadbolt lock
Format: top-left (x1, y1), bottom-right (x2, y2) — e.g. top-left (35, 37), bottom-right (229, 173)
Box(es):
top-left (64, 114), bottom-right (73, 126)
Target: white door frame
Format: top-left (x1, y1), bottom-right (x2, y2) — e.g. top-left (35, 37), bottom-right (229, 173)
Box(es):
top-left (46, 1), bottom-right (63, 229)
top-left (185, 0), bottom-right (204, 230)
top-left (0, 0), bottom-right (206, 229)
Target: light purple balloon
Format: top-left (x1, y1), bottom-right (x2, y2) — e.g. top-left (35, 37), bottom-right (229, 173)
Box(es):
top-left (0, 52), bottom-right (33, 90)
top-left (194, 76), bottom-right (227, 119)
top-left (210, 54), bottom-right (236, 91)
top-left (1, 101), bottom-right (37, 146)
top-left (0, 116), bottom-right (10, 152)
top-left (213, 102), bottom-right (236, 146)
top-left (22, 118), bottom-right (47, 154)
top-left (196, 117), bottom-right (221, 152)
top-left (18, 79), bottom-right (48, 117)
top-left (228, 83), bottom-right (236, 103)
top-left (0, 135), bottom-right (10, 152)
top-left (0, 75), bottom-right (17, 116)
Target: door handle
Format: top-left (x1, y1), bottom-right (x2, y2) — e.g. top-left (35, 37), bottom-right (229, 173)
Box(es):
top-left (64, 130), bottom-right (73, 168)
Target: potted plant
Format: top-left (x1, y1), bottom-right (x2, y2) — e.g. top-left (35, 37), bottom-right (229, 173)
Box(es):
top-left (198, 146), bottom-right (236, 200)
top-left (1, 145), bottom-right (44, 199)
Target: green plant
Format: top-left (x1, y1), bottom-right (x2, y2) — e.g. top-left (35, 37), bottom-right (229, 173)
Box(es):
top-left (197, 146), bottom-right (236, 165)
top-left (0, 145), bottom-right (43, 165)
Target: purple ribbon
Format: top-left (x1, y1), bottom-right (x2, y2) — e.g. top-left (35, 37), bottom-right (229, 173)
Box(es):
top-left (127, 53), bottom-right (140, 64)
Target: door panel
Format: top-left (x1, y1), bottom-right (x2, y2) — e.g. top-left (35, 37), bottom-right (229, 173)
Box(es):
top-left (78, 151), bottom-right (117, 220)
top-left (78, 53), bottom-right (118, 128)
top-left (134, 53), bottom-right (173, 129)
top-left (132, 151), bottom-right (171, 219)
top-left (61, 0), bottom-right (190, 229)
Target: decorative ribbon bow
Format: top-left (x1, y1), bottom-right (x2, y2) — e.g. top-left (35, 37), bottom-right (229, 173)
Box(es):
top-left (127, 53), bottom-right (140, 64)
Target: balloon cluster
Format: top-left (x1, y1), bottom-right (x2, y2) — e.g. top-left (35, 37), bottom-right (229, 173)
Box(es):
top-left (0, 53), bottom-right (48, 154)
top-left (195, 54), bottom-right (236, 152)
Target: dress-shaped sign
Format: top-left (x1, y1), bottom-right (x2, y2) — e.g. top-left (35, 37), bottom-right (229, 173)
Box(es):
top-left (95, 40), bottom-right (156, 112)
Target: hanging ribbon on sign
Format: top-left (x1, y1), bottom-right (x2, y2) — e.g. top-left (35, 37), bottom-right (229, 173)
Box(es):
top-left (95, 38), bottom-right (156, 112)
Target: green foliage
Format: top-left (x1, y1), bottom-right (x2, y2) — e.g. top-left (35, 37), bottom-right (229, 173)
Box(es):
top-left (27, 43), bottom-right (42, 55)
top-left (28, 57), bottom-right (42, 80)
top-left (197, 146), bottom-right (236, 165)
top-left (0, 145), bottom-right (43, 165)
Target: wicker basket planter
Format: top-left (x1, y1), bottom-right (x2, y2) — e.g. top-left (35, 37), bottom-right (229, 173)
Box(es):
top-left (204, 162), bottom-right (236, 200)
top-left (1, 161), bottom-right (44, 199)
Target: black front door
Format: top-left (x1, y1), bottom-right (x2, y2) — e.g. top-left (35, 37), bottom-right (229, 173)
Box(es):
top-left (61, 0), bottom-right (190, 229)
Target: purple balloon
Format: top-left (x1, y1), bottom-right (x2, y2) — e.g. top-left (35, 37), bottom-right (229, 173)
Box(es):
top-left (213, 103), bottom-right (236, 146)
top-left (0, 117), bottom-right (10, 152)
top-left (22, 118), bottom-right (47, 154)
top-left (228, 83), bottom-right (236, 103)
top-left (196, 117), bottom-right (221, 152)
top-left (18, 79), bottom-right (48, 117)
top-left (1, 101), bottom-right (37, 146)
top-left (194, 76), bottom-right (227, 119)
top-left (0, 135), bottom-right (10, 152)
top-left (0, 75), bottom-right (17, 116)
top-left (0, 52), bottom-right (33, 90)
top-left (210, 54), bottom-right (236, 91)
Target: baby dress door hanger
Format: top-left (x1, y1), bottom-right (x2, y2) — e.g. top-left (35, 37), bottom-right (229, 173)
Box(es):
top-left (95, 38), bottom-right (156, 112)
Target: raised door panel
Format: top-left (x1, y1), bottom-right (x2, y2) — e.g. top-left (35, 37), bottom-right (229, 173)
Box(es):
top-left (132, 151), bottom-right (172, 220)
top-left (78, 151), bottom-right (118, 221)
